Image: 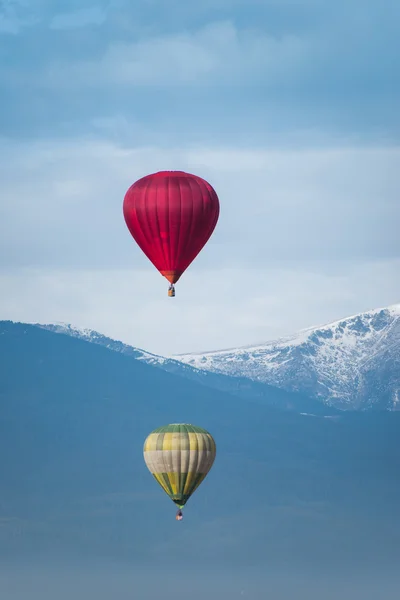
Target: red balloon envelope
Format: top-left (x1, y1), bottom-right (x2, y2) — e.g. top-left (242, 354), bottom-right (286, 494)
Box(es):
top-left (123, 171), bottom-right (220, 291)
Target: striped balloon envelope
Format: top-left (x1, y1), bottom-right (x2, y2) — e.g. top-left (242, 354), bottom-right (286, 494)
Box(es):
top-left (123, 171), bottom-right (220, 296)
top-left (143, 423), bottom-right (216, 518)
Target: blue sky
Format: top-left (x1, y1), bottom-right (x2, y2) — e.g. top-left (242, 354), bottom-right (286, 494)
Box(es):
top-left (1, 0), bottom-right (399, 353)
top-left (1, 0), bottom-right (399, 141)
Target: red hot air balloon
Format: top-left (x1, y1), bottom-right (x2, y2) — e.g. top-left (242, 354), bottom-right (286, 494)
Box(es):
top-left (123, 171), bottom-right (220, 296)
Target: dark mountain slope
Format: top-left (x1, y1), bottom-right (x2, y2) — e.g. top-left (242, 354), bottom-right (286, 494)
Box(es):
top-left (0, 321), bottom-right (399, 572)
top-left (38, 322), bottom-right (339, 415)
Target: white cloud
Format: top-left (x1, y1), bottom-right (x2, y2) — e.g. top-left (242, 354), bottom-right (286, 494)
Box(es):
top-left (0, 261), bottom-right (399, 355)
top-left (42, 21), bottom-right (309, 88)
top-left (1, 136), bottom-right (398, 269)
top-left (1, 133), bottom-right (399, 353)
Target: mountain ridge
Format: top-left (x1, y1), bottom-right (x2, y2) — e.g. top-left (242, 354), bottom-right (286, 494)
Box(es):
top-left (173, 303), bottom-right (400, 356)
top-left (173, 303), bottom-right (400, 410)
top-left (34, 322), bottom-right (337, 416)
top-left (1, 319), bottom-right (400, 572)
top-left (33, 302), bottom-right (400, 411)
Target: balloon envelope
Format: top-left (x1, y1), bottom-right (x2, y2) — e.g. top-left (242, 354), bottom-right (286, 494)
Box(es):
top-left (143, 423), bottom-right (216, 509)
top-left (123, 171), bottom-right (220, 284)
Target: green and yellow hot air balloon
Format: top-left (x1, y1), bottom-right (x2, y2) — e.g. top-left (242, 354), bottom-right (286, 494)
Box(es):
top-left (143, 423), bottom-right (216, 520)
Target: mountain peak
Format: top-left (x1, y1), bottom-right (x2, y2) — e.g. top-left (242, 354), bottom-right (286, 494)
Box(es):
top-left (172, 304), bottom-right (400, 410)
top-left (19, 302), bottom-right (400, 412)
top-left (172, 303), bottom-right (400, 359)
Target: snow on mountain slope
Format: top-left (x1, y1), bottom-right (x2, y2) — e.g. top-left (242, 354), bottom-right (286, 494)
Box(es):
top-left (172, 304), bottom-right (400, 410)
top-left (37, 303), bottom-right (400, 411)
top-left (36, 323), bottom-right (338, 415)
top-left (36, 322), bottom-right (239, 385)
top-left (37, 322), bottom-right (162, 362)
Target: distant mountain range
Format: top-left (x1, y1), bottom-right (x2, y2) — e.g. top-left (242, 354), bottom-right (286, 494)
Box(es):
top-left (36, 323), bottom-right (337, 415)
top-left (1, 319), bottom-right (400, 572)
top-left (38, 304), bottom-right (400, 411)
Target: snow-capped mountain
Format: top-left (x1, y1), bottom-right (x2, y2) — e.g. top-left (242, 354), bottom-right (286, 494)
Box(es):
top-left (173, 304), bottom-right (400, 410)
top-left (37, 303), bottom-right (400, 411)
top-left (36, 323), bottom-right (338, 415)
top-left (37, 322), bottom-right (161, 362)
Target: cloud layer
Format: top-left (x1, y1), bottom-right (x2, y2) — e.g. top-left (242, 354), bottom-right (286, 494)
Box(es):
top-left (0, 0), bottom-right (399, 352)
top-left (1, 138), bottom-right (398, 269)
top-left (1, 1), bottom-right (399, 139)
